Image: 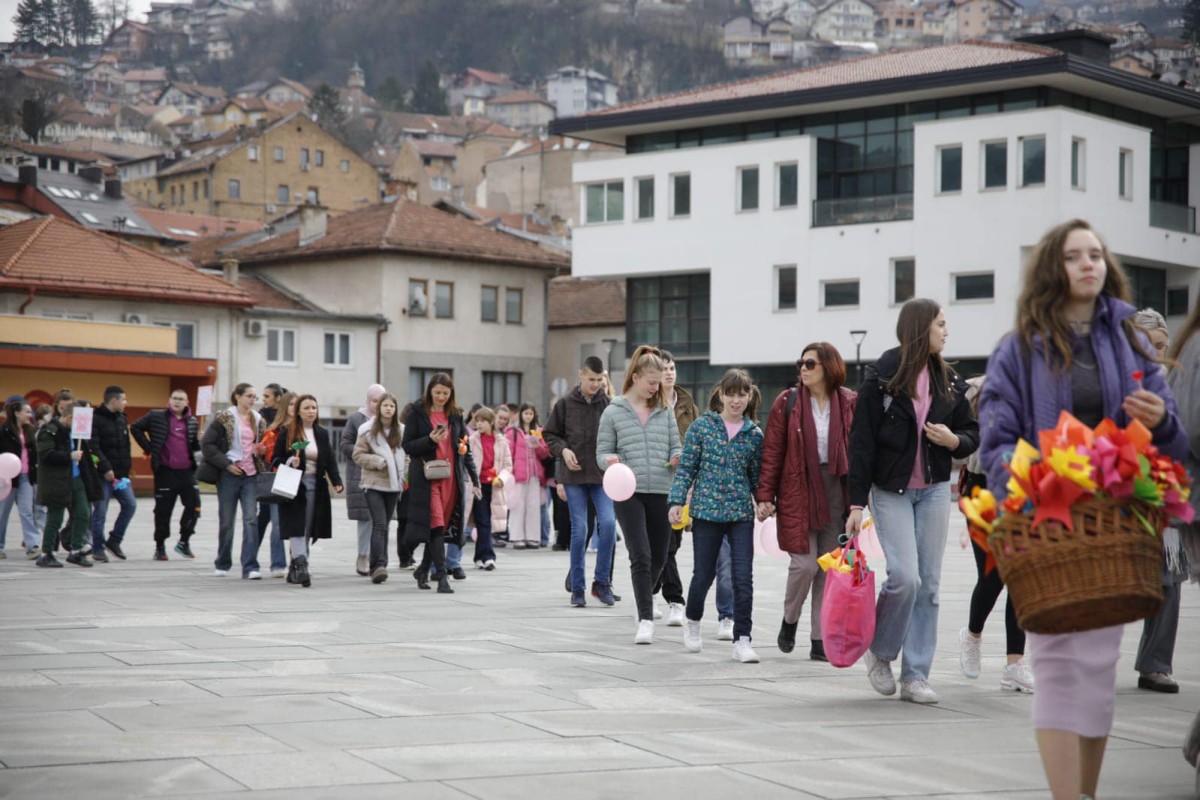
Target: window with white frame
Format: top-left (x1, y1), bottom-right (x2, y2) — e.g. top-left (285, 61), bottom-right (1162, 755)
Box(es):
top-left (323, 332), bottom-right (352, 366)
top-left (1071, 138), bottom-right (1086, 189)
top-left (983, 140), bottom-right (1007, 189)
top-left (1119, 148), bottom-right (1132, 199)
top-left (737, 166), bottom-right (759, 212)
top-left (505, 287), bottom-right (523, 324)
top-left (277, 185), bottom-right (289, 203)
top-left (315, 149), bottom-right (325, 167)
top-left (1019, 136), bottom-right (1045, 187)
top-left (228, 178), bottom-right (240, 199)
top-left (435, 282), bottom-right (454, 319)
top-left (775, 265), bottom-right (797, 311)
top-left (953, 272), bottom-right (994, 301)
top-left (340, 159), bottom-right (350, 172)
top-left (482, 371), bottom-right (522, 407)
top-left (273, 146), bottom-right (284, 162)
top-left (430, 175), bottom-right (451, 191)
top-left (936, 145), bottom-right (962, 194)
top-left (585, 180), bottom-right (623, 223)
top-left (892, 258), bottom-right (915, 305)
top-left (671, 173), bottom-right (691, 217)
top-left (408, 279), bottom-right (428, 316)
top-left (247, 145), bottom-right (258, 161)
top-left (481, 285), bottom-right (499, 322)
top-left (1168, 287), bottom-right (1189, 317)
top-left (822, 280), bottom-right (859, 308)
top-left (267, 327), bottom-right (296, 365)
top-left (635, 176), bottom-right (654, 220)
top-left (777, 162), bottom-right (798, 208)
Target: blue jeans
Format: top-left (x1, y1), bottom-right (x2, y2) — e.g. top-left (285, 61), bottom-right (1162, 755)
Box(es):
top-left (0, 473), bottom-right (39, 550)
top-left (540, 487), bottom-right (550, 546)
top-left (566, 483), bottom-right (615, 591)
top-left (687, 519), bottom-right (755, 640)
top-left (89, 480), bottom-right (137, 551)
top-left (869, 482), bottom-right (952, 682)
top-left (446, 542), bottom-right (462, 570)
top-left (215, 472), bottom-right (260, 576)
top-left (715, 540), bottom-right (734, 619)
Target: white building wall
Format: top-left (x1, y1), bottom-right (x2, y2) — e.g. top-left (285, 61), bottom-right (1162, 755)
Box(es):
top-left (571, 107), bottom-right (1200, 367)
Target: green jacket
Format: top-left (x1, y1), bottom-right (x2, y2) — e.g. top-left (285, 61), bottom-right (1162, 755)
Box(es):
top-left (596, 397), bottom-right (682, 495)
top-left (668, 411), bottom-right (763, 522)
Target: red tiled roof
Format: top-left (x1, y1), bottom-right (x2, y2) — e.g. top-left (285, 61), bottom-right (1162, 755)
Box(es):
top-left (0, 217), bottom-right (253, 306)
top-left (137, 208), bottom-right (264, 240)
top-left (211, 200), bottom-right (568, 270)
top-left (588, 41), bottom-right (1060, 116)
top-left (270, 78), bottom-right (313, 98)
top-left (466, 68), bottom-right (511, 85)
top-left (487, 91), bottom-right (553, 107)
top-left (410, 140), bottom-right (458, 159)
top-left (238, 274), bottom-right (312, 312)
top-left (506, 135), bottom-right (620, 157)
top-left (549, 277), bottom-right (625, 328)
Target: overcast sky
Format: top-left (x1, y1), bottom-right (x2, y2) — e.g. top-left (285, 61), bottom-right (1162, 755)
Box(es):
top-left (0, 0), bottom-right (155, 43)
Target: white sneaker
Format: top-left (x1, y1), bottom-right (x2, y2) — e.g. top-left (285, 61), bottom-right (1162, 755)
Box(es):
top-left (245, 570), bottom-right (262, 580)
top-left (665, 603), bottom-right (684, 627)
top-left (732, 637), bottom-right (759, 663)
top-left (716, 618), bottom-right (734, 641)
top-left (270, 567), bottom-right (286, 578)
top-left (864, 650), bottom-right (896, 696)
top-left (959, 627), bottom-right (982, 679)
top-left (652, 604), bottom-right (663, 620)
top-left (1001, 662), bottom-right (1035, 694)
top-left (213, 568), bottom-right (230, 576)
top-left (683, 619), bottom-right (702, 652)
top-left (634, 619), bottom-right (654, 645)
top-left (900, 678), bottom-right (939, 704)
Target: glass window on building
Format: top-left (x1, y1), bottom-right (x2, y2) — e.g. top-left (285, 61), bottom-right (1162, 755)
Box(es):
top-left (1071, 138), bottom-right (1086, 189)
top-left (671, 173), bottom-right (691, 217)
top-left (628, 273), bottom-right (709, 356)
top-left (410, 368), bottom-right (453, 403)
top-left (1020, 136), bottom-right (1045, 187)
top-left (938, 146), bottom-right (962, 193)
top-left (983, 141), bottom-right (1007, 189)
top-left (954, 272), bottom-right (995, 301)
top-left (776, 265), bottom-right (797, 311)
top-left (585, 180), bottom-right (624, 224)
top-left (823, 280), bottom-right (859, 308)
top-left (481, 285), bottom-right (498, 322)
top-left (482, 371), bottom-right (522, 407)
top-left (505, 288), bottom-right (523, 324)
top-left (635, 176), bottom-right (654, 220)
top-left (738, 166), bottom-right (759, 212)
top-left (435, 282), bottom-right (453, 319)
top-left (892, 258), bottom-right (915, 304)
top-left (777, 162), bottom-right (798, 208)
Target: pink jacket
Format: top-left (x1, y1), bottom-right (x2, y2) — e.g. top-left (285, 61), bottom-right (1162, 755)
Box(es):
top-left (506, 427), bottom-right (550, 485)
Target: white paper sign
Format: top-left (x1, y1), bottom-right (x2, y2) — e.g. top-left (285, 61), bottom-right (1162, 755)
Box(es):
top-left (196, 386), bottom-right (214, 416)
top-left (71, 407), bottom-right (94, 440)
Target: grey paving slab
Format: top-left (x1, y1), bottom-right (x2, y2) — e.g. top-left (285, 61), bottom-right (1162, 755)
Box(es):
top-left (93, 694), bottom-right (377, 730)
top-left (0, 725), bottom-right (293, 768)
top-left (147, 782), bottom-right (478, 800)
top-left (189, 673), bottom-right (425, 697)
top-left (0, 759), bottom-right (245, 798)
top-left (252, 713), bottom-right (557, 750)
top-left (0, 681), bottom-right (214, 711)
top-left (336, 688), bottom-right (586, 717)
top-left (199, 751), bottom-right (402, 790)
top-left (107, 645), bottom-right (326, 666)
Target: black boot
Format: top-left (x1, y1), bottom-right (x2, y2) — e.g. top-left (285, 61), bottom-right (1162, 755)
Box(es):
top-left (415, 568), bottom-right (430, 590)
top-left (809, 639), bottom-right (828, 662)
top-left (294, 555), bottom-right (311, 587)
top-left (777, 619), bottom-right (798, 654)
top-left (437, 573), bottom-right (454, 594)
top-left (286, 559), bottom-right (300, 584)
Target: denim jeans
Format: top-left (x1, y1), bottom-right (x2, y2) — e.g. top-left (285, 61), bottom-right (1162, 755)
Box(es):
top-left (257, 502), bottom-right (287, 570)
top-left (89, 480), bottom-right (137, 551)
top-left (0, 473), bottom-right (39, 550)
top-left (540, 487), bottom-right (551, 546)
top-left (714, 540), bottom-right (734, 619)
top-left (472, 483), bottom-right (496, 564)
top-left (215, 471), bottom-right (260, 577)
top-left (566, 483), bottom-right (615, 592)
top-left (869, 482), bottom-right (952, 682)
top-left (687, 518), bottom-right (755, 640)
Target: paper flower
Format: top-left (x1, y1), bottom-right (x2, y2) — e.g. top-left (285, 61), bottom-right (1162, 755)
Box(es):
top-left (457, 436), bottom-right (469, 455)
top-left (1132, 369), bottom-right (1144, 390)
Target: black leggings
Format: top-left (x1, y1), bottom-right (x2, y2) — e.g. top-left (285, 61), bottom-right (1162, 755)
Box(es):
top-left (417, 527), bottom-right (447, 577)
top-left (614, 493), bottom-right (672, 622)
top-left (968, 537), bottom-right (1025, 655)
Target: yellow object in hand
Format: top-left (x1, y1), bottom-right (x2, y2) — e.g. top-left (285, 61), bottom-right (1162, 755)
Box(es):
top-left (671, 504), bottom-right (691, 530)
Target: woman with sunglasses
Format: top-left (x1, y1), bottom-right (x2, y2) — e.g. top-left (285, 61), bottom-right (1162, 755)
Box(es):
top-left (757, 343), bottom-right (857, 662)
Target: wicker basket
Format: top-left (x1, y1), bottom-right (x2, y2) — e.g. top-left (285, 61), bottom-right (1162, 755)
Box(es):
top-left (990, 498), bottom-right (1164, 634)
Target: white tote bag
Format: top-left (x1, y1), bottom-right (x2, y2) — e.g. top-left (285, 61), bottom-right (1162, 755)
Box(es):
top-left (272, 464), bottom-right (302, 500)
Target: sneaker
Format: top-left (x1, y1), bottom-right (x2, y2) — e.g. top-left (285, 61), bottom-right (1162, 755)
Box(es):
top-left (25, 545), bottom-right (40, 560)
top-left (571, 589), bottom-right (586, 607)
top-left (213, 568), bottom-right (230, 576)
top-left (245, 570), bottom-right (262, 580)
top-left (65, 551), bottom-right (94, 568)
top-left (270, 567), bottom-right (287, 578)
top-left (732, 637), bottom-right (759, 663)
top-left (634, 619), bottom-right (654, 645)
top-left (652, 604), bottom-right (663, 621)
top-left (1137, 671), bottom-right (1179, 694)
top-left (959, 627), bottom-right (982, 679)
top-left (864, 650), bottom-right (897, 696)
top-left (717, 618), bottom-right (735, 641)
top-left (900, 678), bottom-right (939, 704)
top-left (450, 567), bottom-right (467, 580)
top-left (79, 544), bottom-right (92, 556)
top-left (356, 555), bottom-right (369, 576)
top-left (665, 603), bottom-right (684, 627)
top-left (371, 567), bottom-right (388, 584)
top-left (683, 619), bottom-right (702, 652)
top-left (92, 551), bottom-right (110, 563)
top-left (154, 547), bottom-right (168, 561)
top-left (35, 553), bottom-right (63, 568)
top-left (1002, 662), bottom-right (1036, 694)
top-left (483, 560), bottom-right (496, 571)
top-left (592, 582), bottom-right (615, 606)
top-left (174, 541), bottom-right (194, 559)
top-left (104, 539), bottom-right (126, 560)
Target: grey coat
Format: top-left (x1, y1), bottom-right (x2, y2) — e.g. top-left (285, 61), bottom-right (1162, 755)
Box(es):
top-left (1167, 333), bottom-right (1200, 577)
top-left (340, 410), bottom-right (370, 521)
top-left (596, 396), bottom-right (682, 495)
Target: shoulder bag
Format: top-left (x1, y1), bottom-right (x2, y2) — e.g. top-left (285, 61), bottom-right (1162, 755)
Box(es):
top-left (423, 458), bottom-right (452, 480)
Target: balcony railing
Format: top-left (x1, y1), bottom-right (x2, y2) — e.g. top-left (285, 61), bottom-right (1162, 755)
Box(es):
top-left (813, 193), bottom-right (914, 227)
top-left (1150, 200), bottom-right (1196, 234)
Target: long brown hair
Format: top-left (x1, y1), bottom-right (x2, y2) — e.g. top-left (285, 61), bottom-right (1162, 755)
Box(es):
top-left (1169, 295), bottom-right (1200, 363)
top-left (887, 298), bottom-right (950, 400)
top-left (1016, 219), bottom-right (1141, 370)
top-left (422, 372), bottom-right (462, 417)
top-left (286, 394), bottom-right (319, 449)
top-left (267, 391), bottom-right (296, 433)
top-left (620, 344), bottom-right (666, 408)
top-left (3, 399), bottom-right (33, 440)
top-left (707, 368), bottom-right (761, 423)
top-left (369, 392), bottom-right (402, 450)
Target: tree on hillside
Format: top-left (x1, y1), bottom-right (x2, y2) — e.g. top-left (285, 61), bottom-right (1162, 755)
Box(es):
top-left (308, 83), bottom-right (347, 129)
top-left (409, 60), bottom-right (447, 115)
top-left (99, 0), bottom-right (130, 38)
top-left (12, 0), bottom-right (42, 43)
top-left (1186, 0), bottom-right (1200, 45)
top-left (20, 95), bottom-right (57, 142)
top-left (64, 0), bottom-right (100, 47)
top-left (376, 75), bottom-right (407, 112)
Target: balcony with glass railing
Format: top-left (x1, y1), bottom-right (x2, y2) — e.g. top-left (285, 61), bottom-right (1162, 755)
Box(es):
top-left (812, 193), bottom-right (914, 227)
top-left (1150, 200), bottom-right (1196, 234)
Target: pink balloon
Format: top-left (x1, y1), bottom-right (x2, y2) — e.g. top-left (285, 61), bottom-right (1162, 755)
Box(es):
top-left (0, 477), bottom-right (10, 502)
top-left (752, 518), bottom-right (766, 555)
top-left (602, 463), bottom-right (637, 502)
top-left (759, 516), bottom-right (785, 558)
top-left (857, 519), bottom-right (885, 565)
top-left (0, 452), bottom-right (20, 480)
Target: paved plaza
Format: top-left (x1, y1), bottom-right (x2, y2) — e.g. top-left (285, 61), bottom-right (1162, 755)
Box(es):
top-left (0, 500), bottom-right (1195, 800)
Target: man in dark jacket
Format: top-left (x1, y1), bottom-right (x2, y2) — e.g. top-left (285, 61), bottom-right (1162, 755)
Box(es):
top-left (130, 389), bottom-right (201, 561)
top-left (88, 386), bottom-right (137, 563)
top-left (543, 356), bottom-right (617, 608)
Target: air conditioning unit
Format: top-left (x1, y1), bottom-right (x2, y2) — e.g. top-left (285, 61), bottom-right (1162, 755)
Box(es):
top-left (265, 203), bottom-right (277, 213)
top-left (122, 312), bottom-right (146, 325)
top-left (243, 319), bottom-right (266, 337)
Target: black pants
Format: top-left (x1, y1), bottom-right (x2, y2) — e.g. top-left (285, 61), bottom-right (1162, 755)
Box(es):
top-left (417, 527), bottom-right (447, 577)
top-left (654, 528), bottom-right (686, 604)
top-left (614, 493), bottom-right (672, 621)
top-left (153, 467), bottom-right (200, 545)
top-left (365, 490), bottom-right (399, 571)
top-left (968, 536), bottom-right (1025, 655)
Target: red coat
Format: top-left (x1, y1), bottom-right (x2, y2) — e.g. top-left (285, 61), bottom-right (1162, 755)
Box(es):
top-left (756, 385), bottom-right (857, 554)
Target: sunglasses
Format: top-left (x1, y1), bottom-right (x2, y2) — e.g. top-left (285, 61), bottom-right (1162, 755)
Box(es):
top-left (798, 359), bottom-right (821, 371)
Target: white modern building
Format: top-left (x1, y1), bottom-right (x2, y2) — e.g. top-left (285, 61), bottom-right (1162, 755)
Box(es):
top-left (550, 31), bottom-right (1200, 401)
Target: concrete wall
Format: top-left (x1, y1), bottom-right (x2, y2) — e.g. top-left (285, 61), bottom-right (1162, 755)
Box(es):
top-left (547, 324), bottom-right (626, 405)
top-left (486, 146), bottom-right (621, 225)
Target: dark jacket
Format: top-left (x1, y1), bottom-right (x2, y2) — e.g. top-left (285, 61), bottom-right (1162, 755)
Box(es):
top-left (401, 401), bottom-right (479, 545)
top-left (848, 347), bottom-right (979, 507)
top-left (543, 385), bottom-right (610, 485)
top-left (340, 410), bottom-right (371, 522)
top-left (35, 419), bottom-right (103, 507)
top-left (272, 425), bottom-right (342, 542)
top-left (131, 407), bottom-right (200, 471)
top-left (0, 423), bottom-right (37, 485)
top-left (90, 404), bottom-right (132, 478)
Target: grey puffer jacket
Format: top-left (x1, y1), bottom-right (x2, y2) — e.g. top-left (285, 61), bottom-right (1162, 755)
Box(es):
top-left (340, 410), bottom-right (370, 521)
top-left (596, 396), bottom-right (682, 495)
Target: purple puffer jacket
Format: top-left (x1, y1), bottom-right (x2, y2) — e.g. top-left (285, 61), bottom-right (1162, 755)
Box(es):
top-left (979, 294), bottom-right (1188, 500)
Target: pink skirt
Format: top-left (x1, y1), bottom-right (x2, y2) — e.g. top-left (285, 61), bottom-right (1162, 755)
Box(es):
top-left (1028, 625), bottom-right (1123, 737)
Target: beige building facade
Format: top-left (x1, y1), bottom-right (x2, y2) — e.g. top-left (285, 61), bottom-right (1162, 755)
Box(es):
top-left (484, 139), bottom-right (620, 227)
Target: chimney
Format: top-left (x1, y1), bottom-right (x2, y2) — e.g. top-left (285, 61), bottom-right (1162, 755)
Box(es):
top-left (1016, 29), bottom-right (1114, 62)
top-left (80, 165), bottom-right (104, 183)
top-left (221, 258), bottom-right (239, 285)
top-left (298, 203), bottom-right (328, 245)
top-left (104, 178), bottom-right (122, 199)
top-left (18, 166), bottom-right (37, 187)
top-left (550, 214), bottom-right (569, 239)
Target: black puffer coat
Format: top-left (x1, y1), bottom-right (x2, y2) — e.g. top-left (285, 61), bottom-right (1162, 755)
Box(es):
top-left (90, 404), bottom-right (131, 478)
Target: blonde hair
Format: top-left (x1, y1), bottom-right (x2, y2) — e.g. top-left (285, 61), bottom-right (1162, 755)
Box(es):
top-left (620, 345), bottom-right (666, 408)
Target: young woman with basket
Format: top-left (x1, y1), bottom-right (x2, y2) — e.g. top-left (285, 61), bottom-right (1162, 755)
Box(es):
top-left (846, 298), bottom-right (979, 705)
top-left (978, 220), bottom-right (1189, 800)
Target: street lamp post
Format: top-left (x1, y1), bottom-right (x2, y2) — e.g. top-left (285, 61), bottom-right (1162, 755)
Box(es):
top-left (601, 337), bottom-right (618, 376)
top-left (850, 330), bottom-right (867, 388)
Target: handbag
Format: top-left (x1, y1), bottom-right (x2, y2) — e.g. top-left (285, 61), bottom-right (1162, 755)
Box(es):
top-left (256, 471), bottom-right (284, 503)
top-left (819, 536), bottom-right (877, 668)
top-left (423, 459), bottom-right (452, 480)
top-left (272, 463), bottom-right (302, 499)
top-left (195, 460), bottom-right (220, 485)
